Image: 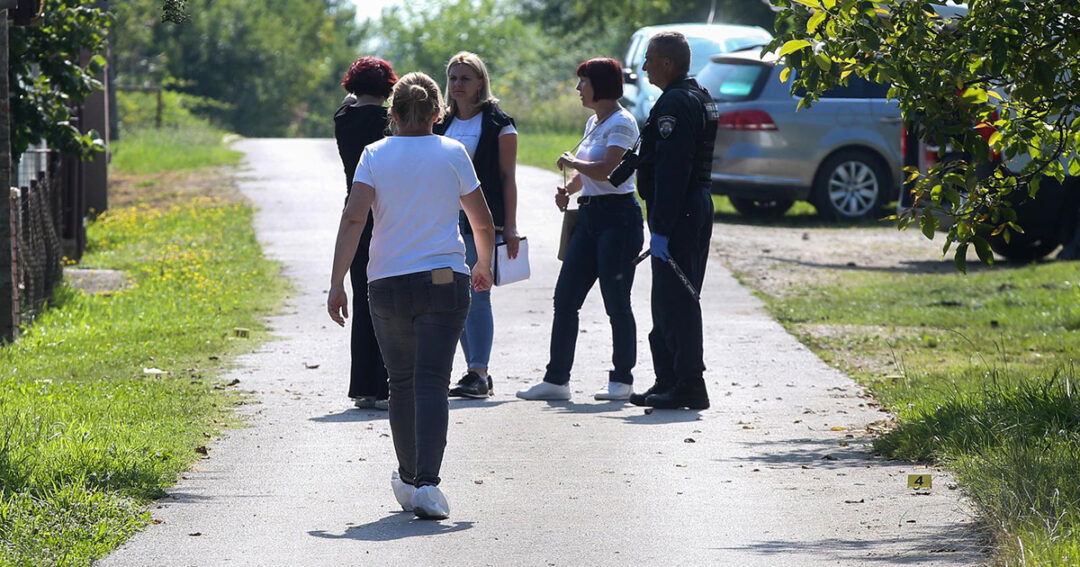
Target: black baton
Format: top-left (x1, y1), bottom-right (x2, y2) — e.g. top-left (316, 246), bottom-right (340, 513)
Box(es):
top-left (634, 250), bottom-right (700, 301)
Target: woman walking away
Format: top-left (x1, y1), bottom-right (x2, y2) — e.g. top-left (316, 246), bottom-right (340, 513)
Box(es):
top-left (327, 72), bottom-right (496, 520)
top-left (516, 57), bottom-right (644, 402)
top-left (434, 52), bottom-right (519, 399)
top-left (333, 56), bottom-right (397, 410)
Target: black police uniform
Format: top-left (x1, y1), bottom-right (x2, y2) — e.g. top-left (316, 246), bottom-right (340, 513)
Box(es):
top-left (634, 76), bottom-right (718, 409)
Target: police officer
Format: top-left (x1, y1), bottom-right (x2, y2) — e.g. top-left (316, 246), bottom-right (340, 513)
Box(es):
top-left (629, 32), bottom-right (718, 410)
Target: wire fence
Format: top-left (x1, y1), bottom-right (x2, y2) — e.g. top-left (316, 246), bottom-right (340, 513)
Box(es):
top-left (10, 150), bottom-right (65, 327)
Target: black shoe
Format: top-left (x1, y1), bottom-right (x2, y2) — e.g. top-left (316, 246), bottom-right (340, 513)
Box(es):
top-left (449, 371), bottom-right (491, 399)
top-left (645, 381), bottom-right (710, 410)
top-left (629, 383), bottom-right (673, 407)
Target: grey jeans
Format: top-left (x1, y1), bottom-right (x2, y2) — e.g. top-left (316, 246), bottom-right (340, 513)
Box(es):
top-left (368, 270), bottom-right (470, 487)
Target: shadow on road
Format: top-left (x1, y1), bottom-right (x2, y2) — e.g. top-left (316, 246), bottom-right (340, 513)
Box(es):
top-left (308, 514), bottom-right (474, 541)
top-left (714, 523), bottom-right (989, 564)
top-left (540, 400), bottom-right (629, 415)
top-left (600, 409), bottom-right (705, 425)
top-left (727, 437), bottom-right (878, 470)
top-left (764, 255), bottom-right (1006, 276)
top-left (309, 409), bottom-right (391, 423)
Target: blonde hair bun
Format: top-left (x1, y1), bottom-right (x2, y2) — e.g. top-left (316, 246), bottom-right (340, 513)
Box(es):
top-left (390, 72), bottom-right (444, 131)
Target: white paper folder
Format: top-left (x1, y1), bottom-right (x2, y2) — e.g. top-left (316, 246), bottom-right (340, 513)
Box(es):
top-left (493, 237), bottom-right (530, 286)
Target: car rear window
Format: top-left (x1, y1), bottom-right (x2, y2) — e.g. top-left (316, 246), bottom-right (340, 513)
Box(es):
top-left (696, 61), bottom-right (768, 102)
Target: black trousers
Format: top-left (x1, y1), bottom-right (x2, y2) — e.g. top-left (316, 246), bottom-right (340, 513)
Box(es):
top-left (368, 271), bottom-right (471, 486)
top-left (348, 214), bottom-right (389, 399)
top-left (647, 188), bottom-right (713, 388)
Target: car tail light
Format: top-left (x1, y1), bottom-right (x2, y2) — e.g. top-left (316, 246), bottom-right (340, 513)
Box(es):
top-left (975, 109), bottom-right (1001, 161)
top-left (718, 110), bottom-right (777, 131)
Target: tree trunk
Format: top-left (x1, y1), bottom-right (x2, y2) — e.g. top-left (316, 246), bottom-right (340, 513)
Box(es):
top-left (1, 10), bottom-right (19, 341)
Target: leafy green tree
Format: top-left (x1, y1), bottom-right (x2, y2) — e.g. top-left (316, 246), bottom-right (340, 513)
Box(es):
top-left (523, 0), bottom-right (776, 57)
top-left (768, 0), bottom-right (1079, 268)
top-left (374, 0), bottom-right (590, 132)
top-left (120, 0), bottom-right (363, 137)
top-left (7, 0), bottom-right (110, 159)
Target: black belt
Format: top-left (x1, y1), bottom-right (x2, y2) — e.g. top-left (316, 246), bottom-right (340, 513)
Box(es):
top-left (577, 193), bottom-right (635, 206)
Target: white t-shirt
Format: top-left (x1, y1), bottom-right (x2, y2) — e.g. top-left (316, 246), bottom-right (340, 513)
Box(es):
top-left (353, 135), bottom-right (481, 281)
top-left (577, 108), bottom-right (639, 196)
top-left (442, 113), bottom-right (518, 159)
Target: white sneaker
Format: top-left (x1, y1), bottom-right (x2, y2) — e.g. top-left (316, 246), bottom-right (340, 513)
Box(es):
top-left (391, 471), bottom-right (415, 512)
top-left (352, 396), bottom-right (376, 408)
top-left (594, 381), bottom-right (632, 401)
top-left (515, 381), bottom-right (572, 401)
top-left (373, 398), bottom-right (389, 411)
top-left (411, 485), bottom-right (450, 520)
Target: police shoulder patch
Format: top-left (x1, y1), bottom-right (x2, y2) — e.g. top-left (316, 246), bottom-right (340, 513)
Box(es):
top-left (658, 115), bottom-right (677, 138)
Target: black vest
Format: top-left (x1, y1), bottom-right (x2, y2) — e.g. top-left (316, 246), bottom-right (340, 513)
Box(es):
top-left (638, 78), bottom-right (718, 205)
top-left (434, 102), bottom-right (515, 232)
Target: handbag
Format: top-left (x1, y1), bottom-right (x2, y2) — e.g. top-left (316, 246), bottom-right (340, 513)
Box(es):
top-left (493, 237), bottom-right (530, 286)
top-left (557, 210), bottom-right (578, 262)
top-left (556, 111), bottom-right (617, 262)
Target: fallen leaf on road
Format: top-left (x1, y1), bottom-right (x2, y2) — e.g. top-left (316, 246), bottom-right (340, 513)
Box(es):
top-left (684, 438), bottom-right (696, 443)
top-left (830, 426), bottom-right (845, 431)
top-left (189, 532), bottom-right (202, 536)
top-left (844, 499), bottom-right (865, 504)
top-left (304, 363), bottom-right (320, 369)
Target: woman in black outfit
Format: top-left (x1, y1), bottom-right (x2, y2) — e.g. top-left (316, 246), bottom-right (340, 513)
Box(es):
top-left (333, 56), bottom-right (398, 409)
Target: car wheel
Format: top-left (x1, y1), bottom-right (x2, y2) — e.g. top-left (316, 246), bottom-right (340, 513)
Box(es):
top-left (812, 150), bottom-right (890, 221)
top-left (729, 197), bottom-right (794, 219)
top-left (988, 234), bottom-right (1059, 263)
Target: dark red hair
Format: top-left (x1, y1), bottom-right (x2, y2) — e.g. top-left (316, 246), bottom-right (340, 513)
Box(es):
top-left (341, 56), bottom-right (398, 98)
top-left (576, 58), bottom-right (623, 101)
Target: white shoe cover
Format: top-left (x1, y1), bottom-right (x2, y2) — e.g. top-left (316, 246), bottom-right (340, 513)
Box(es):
top-left (391, 470), bottom-right (416, 512)
top-left (412, 485), bottom-right (450, 520)
top-left (594, 381), bottom-right (632, 401)
top-left (515, 381), bottom-right (572, 401)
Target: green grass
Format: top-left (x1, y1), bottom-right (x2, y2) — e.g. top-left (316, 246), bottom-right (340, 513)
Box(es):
top-left (110, 123), bottom-right (242, 175)
top-left (767, 261), bottom-right (1080, 565)
top-left (0, 178), bottom-right (283, 563)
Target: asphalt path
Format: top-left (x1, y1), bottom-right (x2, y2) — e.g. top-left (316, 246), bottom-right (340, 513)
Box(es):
top-left (98, 138), bottom-right (985, 566)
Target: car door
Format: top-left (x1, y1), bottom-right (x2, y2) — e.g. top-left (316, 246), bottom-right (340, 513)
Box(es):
top-left (866, 81), bottom-right (903, 190)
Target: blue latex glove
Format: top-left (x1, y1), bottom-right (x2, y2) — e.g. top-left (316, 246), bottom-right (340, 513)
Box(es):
top-left (650, 233), bottom-right (671, 261)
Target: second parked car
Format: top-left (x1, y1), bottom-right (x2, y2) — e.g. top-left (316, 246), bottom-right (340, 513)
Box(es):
top-left (696, 48), bottom-right (903, 220)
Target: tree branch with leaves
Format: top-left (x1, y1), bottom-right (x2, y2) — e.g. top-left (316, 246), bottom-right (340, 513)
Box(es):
top-left (767, 0), bottom-right (1079, 269)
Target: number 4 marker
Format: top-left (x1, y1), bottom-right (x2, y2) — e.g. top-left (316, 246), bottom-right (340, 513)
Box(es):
top-left (908, 474), bottom-right (932, 489)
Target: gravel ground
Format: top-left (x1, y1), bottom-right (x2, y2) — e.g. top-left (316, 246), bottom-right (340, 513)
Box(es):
top-left (708, 212), bottom-right (974, 298)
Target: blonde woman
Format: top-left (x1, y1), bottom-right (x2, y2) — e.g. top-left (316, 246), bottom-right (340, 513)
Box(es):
top-left (433, 52), bottom-right (519, 400)
top-left (328, 72), bottom-right (496, 520)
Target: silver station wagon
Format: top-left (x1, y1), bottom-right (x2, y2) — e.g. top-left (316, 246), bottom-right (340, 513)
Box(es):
top-left (697, 48), bottom-right (903, 220)
top-left (622, 23), bottom-right (774, 126)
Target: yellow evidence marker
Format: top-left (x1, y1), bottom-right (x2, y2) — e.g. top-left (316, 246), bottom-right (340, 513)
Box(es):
top-left (908, 474), bottom-right (932, 490)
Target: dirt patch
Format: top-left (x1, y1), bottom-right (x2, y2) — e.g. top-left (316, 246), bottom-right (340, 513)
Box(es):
top-left (709, 215), bottom-right (978, 298)
top-left (109, 166), bottom-right (243, 209)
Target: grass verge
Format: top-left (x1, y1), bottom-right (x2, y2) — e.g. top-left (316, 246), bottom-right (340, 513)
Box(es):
top-left (0, 129), bottom-right (282, 566)
top-left (110, 123), bottom-right (242, 175)
top-left (763, 260), bottom-right (1080, 565)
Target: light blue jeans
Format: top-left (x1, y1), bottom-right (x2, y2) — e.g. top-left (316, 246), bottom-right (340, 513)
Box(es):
top-left (460, 230), bottom-right (504, 370)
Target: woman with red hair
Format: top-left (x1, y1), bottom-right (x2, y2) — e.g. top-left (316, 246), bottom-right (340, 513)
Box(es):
top-left (333, 56), bottom-right (398, 411)
top-left (517, 57), bottom-right (644, 402)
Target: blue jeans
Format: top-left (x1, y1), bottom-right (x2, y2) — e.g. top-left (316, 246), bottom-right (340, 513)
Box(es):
top-left (544, 195), bottom-right (644, 385)
top-left (368, 270), bottom-right (470, 487)
top-left (460, 230), bottom-right (504, 370)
